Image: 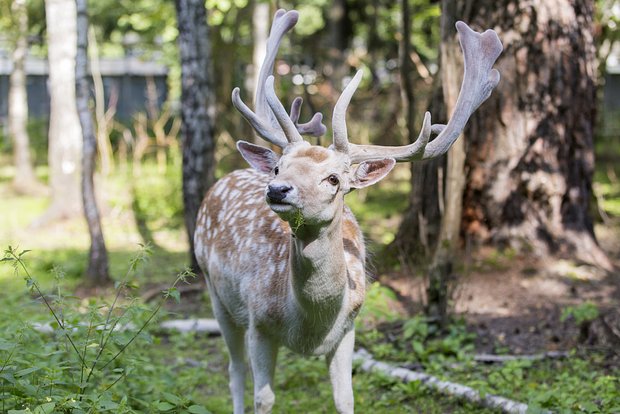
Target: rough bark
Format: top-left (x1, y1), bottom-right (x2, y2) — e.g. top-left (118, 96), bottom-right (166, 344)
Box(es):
top-left (175, 0), bottom-right (216, 275)
top-left (462, 0), bottom-right (611, 269)
top-left (392, 1), bottom-right (444, 264)
top-left (41, 0), bottom-right (83, 223)
top-left (76, 0), bottom-right (110, 285)
top-left (9, 0), bottom-right (42, 195)
top-left (426, 0), bottom-right (468, 326)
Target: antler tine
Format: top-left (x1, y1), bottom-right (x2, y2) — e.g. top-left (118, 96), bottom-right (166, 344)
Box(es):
top-left (233, 9), bottom-right (327, 148)
top-left (253, 9), bottom-right (297, 130)
top-left (232, 87), bottom-right (289, 148)
top-left (348, 21), bottom-right (502, 164)
top-left (332, 70), bottom-right (363, 154)
top-left (265, 76), bottom-right (303, 143)
top-left (252, 9), bottom-right (326, 142)
top-left (290, 97), bottom-right (327, 136)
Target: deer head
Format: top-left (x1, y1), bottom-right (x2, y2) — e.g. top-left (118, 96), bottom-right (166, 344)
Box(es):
top-left (231, 10), bottom-right (502, 234)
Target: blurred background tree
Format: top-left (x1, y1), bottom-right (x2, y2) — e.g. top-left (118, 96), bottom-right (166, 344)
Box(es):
top-left (0, 0), bottom-right (617, 295)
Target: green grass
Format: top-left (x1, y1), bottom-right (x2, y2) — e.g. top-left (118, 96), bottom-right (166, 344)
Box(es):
top-left (2, 145), bottom-right (620, 413)
top-left (0, 253), bottom-right (494, 413)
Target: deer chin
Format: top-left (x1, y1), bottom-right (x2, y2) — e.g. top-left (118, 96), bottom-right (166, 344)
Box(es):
top-left (269, 202), bottom-right (294, 213)
top-left (267, 199), bottom-right (300, 214)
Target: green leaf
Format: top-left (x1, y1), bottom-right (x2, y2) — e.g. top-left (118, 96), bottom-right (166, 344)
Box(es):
top-left (15, 366), bottom-right (41, 377)
top-left (187, 405), bottom-right (212, 414)
top-left (167, 287), bottom-right (180, 303)
top-left (98, 398), bottom-right (119, 410)
top-left (0, 339), bottom-right (16, 350)
top-left (163, 392), bottom-right (182, 405)
top-left (412, 340), bottom-right (425, 356)
top-left (157, 401), bottom-right (176, 411)
top-left (0, 372), bottom-right (16, 384)
top-left (33, 402), bottom-right (56, 414)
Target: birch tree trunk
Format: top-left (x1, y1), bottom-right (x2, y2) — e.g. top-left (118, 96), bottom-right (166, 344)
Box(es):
top-left (242, 1), bottom-right (269, 144)
top-left (462, 0), bottom-right (611, 269)
top-left (9, 0), bottom-right (42, 194)
top-left (76, 0), bottom-right (110, 285)
top-left (175, 0), bottom-right (216, 275)
top-left (41, 0), bottom-right (82, 222)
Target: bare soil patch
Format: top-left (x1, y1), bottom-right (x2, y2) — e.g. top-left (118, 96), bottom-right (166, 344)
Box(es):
top-left (380, 223), bottom-right (620, 368)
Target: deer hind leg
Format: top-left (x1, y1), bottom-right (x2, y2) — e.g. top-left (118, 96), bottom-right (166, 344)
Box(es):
top-left (326, 328), bottom-right (355, 414)
top-left (248, 327), bottom-right (278, 414)
top-left (208, 290), bottom-right (247, 414)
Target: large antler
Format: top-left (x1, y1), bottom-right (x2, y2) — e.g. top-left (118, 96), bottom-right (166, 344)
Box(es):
top-left (347, 21), bottom-right (502, 163)
top-left (231, 9), bottom-right (326, 148)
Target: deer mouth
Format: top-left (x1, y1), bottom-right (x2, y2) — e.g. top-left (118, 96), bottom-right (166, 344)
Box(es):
top-left (268, 200), bottom-right (295, 212)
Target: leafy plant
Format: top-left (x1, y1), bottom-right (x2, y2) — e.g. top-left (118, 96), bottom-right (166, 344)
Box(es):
top-left (561, 302), bottom-right (600, 325)
top-left (357, 282), bottom-right (400, 324)
top-left (0, 245), bottom-right (208, 413)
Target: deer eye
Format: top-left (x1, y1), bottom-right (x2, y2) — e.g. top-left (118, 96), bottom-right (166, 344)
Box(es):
top-left (327, 174), bottom-right (339, 186)
top-left (274, 166), bottom-right (279, 176)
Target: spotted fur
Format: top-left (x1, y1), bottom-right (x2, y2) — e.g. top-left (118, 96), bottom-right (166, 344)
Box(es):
top-left (195, 168), bottom-right (367, 354)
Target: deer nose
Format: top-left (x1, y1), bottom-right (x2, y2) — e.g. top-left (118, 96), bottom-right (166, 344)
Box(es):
top-left (267, 184), bottom-right (292, 202)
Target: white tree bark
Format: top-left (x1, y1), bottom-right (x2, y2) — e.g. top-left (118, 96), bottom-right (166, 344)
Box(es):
top-left (43, 0), bottom-right (83, 221)
top-left (248, 1), bottom-right (269, 144)
top-left (9, 0), bottom-right (42, 194)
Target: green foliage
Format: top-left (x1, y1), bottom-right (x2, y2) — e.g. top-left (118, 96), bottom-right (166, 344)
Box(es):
top-left (0, 245), bottom-right (206, 413)
top-left (561, 302), bottom-right (600, 325)
top-left (294, 2), bottom-right (328, 36)
top-left (359, 315), bottom-right (475, 367)
top-left (131, 159), bottom-right (185, 232)
top-left (358, 311), bottom-right (620, 413)
top-left (460, 355), bottom-right (620, 413)
top-left (357, 281), bottom-right (400, 324)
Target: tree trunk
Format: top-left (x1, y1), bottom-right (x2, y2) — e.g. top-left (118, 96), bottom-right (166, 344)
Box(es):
top-left (175, 0), bottom-right (216, 275)
top-left (9, 0), bottom-right (42, 195)
top-left (41, 0), bottom-right (83, 223)
top-left (392, 1), bottom-right (444, 264)
top-left (76, 0), bottom-right (110, 285)
top-left (462, 0), bottom-right (611, 270)
top-left (242, 0), bottom-right (269, 145)
top-left (425, 0), bottom-right (466, 327)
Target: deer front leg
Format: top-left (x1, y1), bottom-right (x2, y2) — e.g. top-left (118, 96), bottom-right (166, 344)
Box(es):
top-left (248, 327), bottom-right (278, 414)
top-left (208, 289), bottom-right (247, 414)
top-left (326, 328), bottom-right (355, 414)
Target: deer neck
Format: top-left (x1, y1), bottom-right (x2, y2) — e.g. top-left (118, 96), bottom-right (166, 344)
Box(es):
top-left (288, 206), bottom-right (347, 317)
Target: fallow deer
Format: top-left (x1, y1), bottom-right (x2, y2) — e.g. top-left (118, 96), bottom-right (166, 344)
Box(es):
top-left (194, 9), bottom-right (502, 414)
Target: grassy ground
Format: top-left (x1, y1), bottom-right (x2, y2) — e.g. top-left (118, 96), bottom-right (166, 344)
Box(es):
top-left (1, 152), bottom-right (619, 413)
top-left (1, 158), bottom-right (487, 413)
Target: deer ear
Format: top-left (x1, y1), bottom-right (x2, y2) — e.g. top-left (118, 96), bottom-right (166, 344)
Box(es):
top-left (237, 141), bottom-right (280, 173)
top-left (349, 158), bottom-right (396, 189)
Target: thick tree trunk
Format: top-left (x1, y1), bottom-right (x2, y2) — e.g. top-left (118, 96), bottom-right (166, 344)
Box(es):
top-left (462, 0), bottom-right (611, 269)
top-left (425, 0), bottom-right (466, 327)
top-left (393, 82), bottom-right (444, 264)
top-left (175, 0), bottom-right (216, 275)
top-left (392, 1), bottom-right (444, 264)
top-left (76, 0), bottom-right (110, 285)
top-left (41, 0), bottom-right (82, 222)
top-left (9, 0), bottom-right (42, 195)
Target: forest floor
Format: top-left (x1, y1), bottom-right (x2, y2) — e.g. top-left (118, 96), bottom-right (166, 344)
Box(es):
top-left (380, 222), bottom-right (620, 369)
top-left (1, 158), bottom-right (619, 412)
